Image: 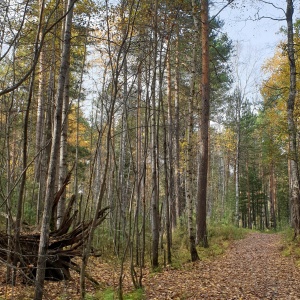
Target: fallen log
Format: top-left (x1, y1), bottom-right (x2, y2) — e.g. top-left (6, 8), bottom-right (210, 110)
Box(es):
top-left (0, 179), bottom-right (109, 283)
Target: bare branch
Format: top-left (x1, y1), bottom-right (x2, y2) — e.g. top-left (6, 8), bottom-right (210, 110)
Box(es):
top-left (258, 0), bottom-right (286, 14)
top-left (210, 0), bottom-right (236, 23)
top-left (0, 0), bottom-right (78, 97)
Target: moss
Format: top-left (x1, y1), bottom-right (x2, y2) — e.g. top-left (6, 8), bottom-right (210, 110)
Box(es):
top-left (89, 288), bottom-right (145, 300)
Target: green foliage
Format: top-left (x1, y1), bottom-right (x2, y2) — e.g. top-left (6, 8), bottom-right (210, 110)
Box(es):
top-left (123, 289), bottom-right (145, 300)
top-left (282, 230), bottom-right (300, 259)
top-left (280, 228), bottom-right (300, 266)
top-left (85, 288), bottom-right (114, 300)
top-left (87, 288), bottom-right (145, 300)
top-left (196, 224), bottom-right (249, 260)
top-left (208, 224), bottom-right (249, 241)
top-left (170, 223), bottom-right (250, 268)
top-left (170, 223), bottom-right (192, 268)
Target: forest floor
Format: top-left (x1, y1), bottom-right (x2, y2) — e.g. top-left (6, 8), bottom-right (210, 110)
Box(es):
top-left (1, 232), bottom-right (300, 299)
top-left (144, 232), bottom-right (300, 299)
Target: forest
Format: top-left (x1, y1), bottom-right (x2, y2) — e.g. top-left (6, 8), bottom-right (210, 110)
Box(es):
top-left (0, 0), bottom-right (300, 299)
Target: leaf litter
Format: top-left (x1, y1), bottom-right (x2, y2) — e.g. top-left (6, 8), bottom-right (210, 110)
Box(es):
top-left (1, 233), bottom-right (300, 299)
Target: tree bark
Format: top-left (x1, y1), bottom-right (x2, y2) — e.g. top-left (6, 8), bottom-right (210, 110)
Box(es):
top-left (269, 163), bottom-right (277, 230)
top-left (196, 0), bottom-right (209, 248)
top-left (186, 42), bottom-right (199, 261)
top-left (151, 0), bottom-right (160, 268)
top-left (34, 1), bottom-right (74, 298)
top-left (235, 94), bottom-right (241, 227)
top-left (174, 25), bottom-right (182, 221)
top-left (286, 0), bottom-right (300, 238)
top-left (166, 46), bottom-right (176, 230)
top-left (246, 160), bottom-right (251, 229)
top-left (57, 71), bottom-right (69, 228)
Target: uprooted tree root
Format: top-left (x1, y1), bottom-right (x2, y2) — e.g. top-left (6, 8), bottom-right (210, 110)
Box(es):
top-left (0, 174), bottom-right (109, 284)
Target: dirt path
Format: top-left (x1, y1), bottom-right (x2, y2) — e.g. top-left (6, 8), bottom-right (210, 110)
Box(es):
top-left (145, 233), bottom-right (300, 299)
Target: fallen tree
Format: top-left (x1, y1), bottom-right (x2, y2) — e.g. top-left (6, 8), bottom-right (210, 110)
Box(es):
top-left (0, 178), bottom-right (109, 283)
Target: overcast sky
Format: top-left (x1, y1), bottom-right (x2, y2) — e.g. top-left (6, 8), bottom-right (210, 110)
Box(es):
top-left (83, 1), bottom-right (300, 116)
top-left (214, 1), bottom-right (290, 58)
top-left (211, 0), bottom-right (299, 102)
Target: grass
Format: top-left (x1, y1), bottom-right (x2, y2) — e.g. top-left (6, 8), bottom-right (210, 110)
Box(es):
top-left (208, 223), bottom-right (250, 241)
top-left (198, 224), bottom-right (250, 260)
top-left (170, 223), bottom-right (250, 268)
top-left (280, 227), bottom-right (300, 266)
top-left (85, 288), bottom-right (145, 300)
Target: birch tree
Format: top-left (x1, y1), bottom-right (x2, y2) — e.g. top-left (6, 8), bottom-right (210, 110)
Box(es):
top-left (34, 0), bottom-right (75, 297)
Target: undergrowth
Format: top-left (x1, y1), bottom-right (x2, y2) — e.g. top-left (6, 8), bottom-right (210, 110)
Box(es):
top-left (171, 224), bottom-right (250, 269)
top-left (85, 224), bottom-right (251, 299)
top-left (281, 227), bottom-right (300, 266)
top-left (86, 288), bottom-right (145, 300)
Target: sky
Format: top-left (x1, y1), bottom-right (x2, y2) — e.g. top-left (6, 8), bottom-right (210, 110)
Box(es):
top-left (212, 0), bottom-right (300, 102)
top-left (83, 1), bottom-right (300, 117)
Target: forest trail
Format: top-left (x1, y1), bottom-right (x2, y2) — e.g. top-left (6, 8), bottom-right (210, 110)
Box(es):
top-left (145, 233), bottom-right (300, 299)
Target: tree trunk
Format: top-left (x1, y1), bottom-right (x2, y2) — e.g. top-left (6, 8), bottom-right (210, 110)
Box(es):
top-left (13, 0), bottom-right (46, 283)
top-left (246, 160), bottom-right (251, 229)
top-left (57, 71), bottom-right (69, 228)
top-left (34, 1), bottom-right (74, 298)
top-left (286, 0), bottom-right (300, 238)
top-left (5, 92), bottom-right (14, 283)
top-left (36, 21), bottom-right (57, 226)
top-left (186, 41), bottom-right (199, 261)
top-left (151, 0), bottom-right (160, 268)
top-left (235, 94), bottom-right (241, 227)
top-left (162, 47), bottom-right (172, 265)
top-left (196, 0), bottom-right (209, 248)
top-left (166, 47), bottom-right (176, 230)
top-left (135, 62), bottom-right (142, 266)
top-left (174, 25), bottom-right (182, 221)
top-left (269, 163), bottom-right (277, 230)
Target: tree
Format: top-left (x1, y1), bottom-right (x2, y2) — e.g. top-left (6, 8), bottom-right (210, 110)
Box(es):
top-left (34, 0), bottom-right (75, 298)
top-left (285, 0), bottom-right (300, 237)
top-left (150, 0), bottom-right (160, 268)
top-left (196, 0), bottom-right (209, 248)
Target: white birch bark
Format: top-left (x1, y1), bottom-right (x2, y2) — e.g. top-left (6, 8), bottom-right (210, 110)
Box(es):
top-left (34, 1), bottom-right (74, 297)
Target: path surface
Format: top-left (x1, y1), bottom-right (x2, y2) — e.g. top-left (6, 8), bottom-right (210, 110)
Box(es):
top-left (145, 233), bottom-right (300, 299)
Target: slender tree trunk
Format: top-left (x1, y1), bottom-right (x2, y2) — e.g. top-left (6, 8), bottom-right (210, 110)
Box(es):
top-left (220, 155), bottom-right (226, 220)
top-left (269, 163), bottom-right (277, 229)
top-left (246, 160), bottom-right (251, 229)
top-left (151, 0), bottom-right (160, 268)
top-left (166, 48), bottom-right (176, 230)
top-left (36, 16), bottom-right (58, 226)
top-left (186, 43), bottom-right (199, 261)
top-left (196, 0), bottom-right (209, 248)
top-left (162, 49), bottom-right (172, 265)
top-left (141, 60), bottom-right (151, 269)
top-left (57, 71), bottom-right (69, 228)
top-left (13, 65), bottom-right (36, 285)
top-left (72, 22), bottom-right (89, 224)
top-left (286, 0), bottom-right (300, 238)
top-left (174, 25), bottom-right (182, 221)
top-left (13, 0), bottom-right (45, 284)
top-left (135, 62), bottom-right (142, 266)
top-left (235, 95), bottom-right (241, 227)
top-left (5, 98), bottom-right (14, 283)
top-left (34, 1), bottom-right (74, 298)
top-left (35, 25), bottom-right (46, 181)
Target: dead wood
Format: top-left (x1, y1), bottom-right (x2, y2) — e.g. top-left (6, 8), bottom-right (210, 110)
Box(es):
top-left (0, 179), bottom-right (109, 283)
